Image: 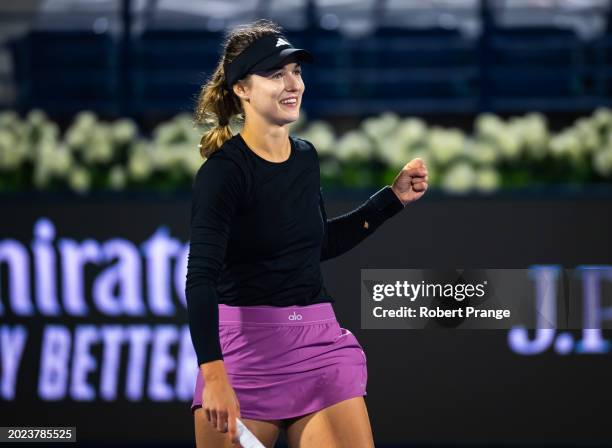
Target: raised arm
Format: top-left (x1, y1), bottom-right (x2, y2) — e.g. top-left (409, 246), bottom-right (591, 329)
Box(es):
top-left (319, 185), bottom-right (405, 261)
top-left (304, 135), bottom-right (427, 261)
top-left (185, 154), bottom-right (244, 366)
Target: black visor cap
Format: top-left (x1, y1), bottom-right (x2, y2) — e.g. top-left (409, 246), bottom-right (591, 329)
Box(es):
top-left (224, 34), bottom-right (314, 90)
top-left (250, 48), bottom-right (313, 73)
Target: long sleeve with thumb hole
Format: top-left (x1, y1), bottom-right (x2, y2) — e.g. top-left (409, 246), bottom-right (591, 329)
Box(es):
top-left (318, 185), bottom-right (405, 261)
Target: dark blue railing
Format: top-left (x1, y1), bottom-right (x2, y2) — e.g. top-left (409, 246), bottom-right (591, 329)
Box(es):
top-left (3, 1), bottom-right (612, 119)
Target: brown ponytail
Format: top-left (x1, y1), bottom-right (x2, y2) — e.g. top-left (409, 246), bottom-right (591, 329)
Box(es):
top-left (194, 19), bottom-right (284, 158)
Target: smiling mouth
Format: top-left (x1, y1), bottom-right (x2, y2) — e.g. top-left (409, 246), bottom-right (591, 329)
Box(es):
top-left (279, 99), bottom-right (299, 108)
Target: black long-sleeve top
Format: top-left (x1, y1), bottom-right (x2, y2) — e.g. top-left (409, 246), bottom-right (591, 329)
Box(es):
top-left (185, 133), bottom-right (405, 365)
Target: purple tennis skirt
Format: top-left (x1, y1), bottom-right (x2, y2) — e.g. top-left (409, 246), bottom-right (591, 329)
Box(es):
top-left (191, 302), bottom-right (368, 421)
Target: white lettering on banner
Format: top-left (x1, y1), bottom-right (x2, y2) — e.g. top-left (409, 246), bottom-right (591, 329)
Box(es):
top-left (508, 265), bottom-right (612, 355)
top-left (100, 325), bottom-right (123, 400)
top-left (32, 324), bottom-right (197, 402)
top-left (0, 218), bottom-right (189, 316)
top-left (71, 325), bottom-right (98, 400)
top-left (141, 227), bottom-right (183, 316)
top-left (175, 325), bottom-right (197, 400)
top-left (578, 267), bottom-right (612, 353)
top-left (0, 325), bottom-right (27, 400)
top-left (33, 219), bottom-right (60, 315)
top-left (125, 325), bottom-right (151, 401)
top-left (0, 218), bottom-right (201, 403)
top-left (58, 238), bottom-right (101, 316)
top-left (149, 325), bottom-right (178, 401)
top-left (0, 240), bottom-right (32, 316)
top-left (93, 239), bottom-right (144, 316)
top-left (39, 325), bottom-right (71, 400)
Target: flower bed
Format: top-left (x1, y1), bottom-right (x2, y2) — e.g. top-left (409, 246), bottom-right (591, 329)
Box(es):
top-left (1, 108), bottom-right (611, 194)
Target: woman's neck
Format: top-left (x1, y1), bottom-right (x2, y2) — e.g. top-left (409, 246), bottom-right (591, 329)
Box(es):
top-left (240, 119), bottom-right (290, 163)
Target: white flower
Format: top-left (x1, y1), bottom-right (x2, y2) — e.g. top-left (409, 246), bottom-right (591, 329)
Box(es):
top-left (0, 131), bottom-right (30, 170)
top-left (573, 117), bottom-right (600, 154)
top-left (366, 117), bottom-right (422, 169)
top-left (497, 122), bottom-right (522, 160)
top-left (128, 142), bottom-right (154, 181)
top-left (74, 111), bottom-right (98, 129)
top-left (0, 130), bottom-right (20, 170)
top-left (0, 110), bottom-right (18, 129)
top-left (549, 129), bottom-right (583, 161)
top-left (427, 127), bottom-right (465, 166)
top-left (52, 145), bottom-right (74, 176)
top-left (109, 165), bottom-right (127, 190)
top-left (179, 124), bottom-right (202, 149)
top-left (593, 107), bottom-right (612, 130)
top-left (32, 141), bottom-right (73, 186)
top-left (76, 125), bottom-right (114, 165)
top-left (152, 144), bottom-right (173, 168)
top-left (295, 121), bottom-right (336, 156)
top-left (593, 147), bottom-right (612, 177)
top-left (466, 140), bottom-right (498, 165)
top-left (173, 113), bottom-right (195, 132)
top-left (475, 167), bottom-right (501, 193)
top-left (377, 134), bottom-right (411, 169)
top-left (362, 112), bottom-right (400, 142)
top-left (0, 129), bottom-right (11, 147)
top-left (475, 113), bottom-right (522, 160)
top-left (440, 162), bottom-right (475, 194)
top-left (153, 118), bottom-right (192, 146)
top-left (475, 113), bottom-right (504, 140)
top-left (68, 165), bottom-right (91, 193)
top-left (65, 125), bottom-right (88, 150)
top-left (154, 143), bottom-right (200, 177)
top-left (185, 150), bottom-right (204, 176)
top-left (33, 146), bottom-right (54, 189)
top-left (522, 113), bottom-right (549, 159)
top-left (27, 109), bottom-right (47, 127)
top-left (396, 118), bottom-right (427, 146)
top-left (153, 124), bottom-right (174, 145)
top-left (112, 119), bottom-right (138, 144)
top-left (171, 144), bottom-right (204, 176)
top-left (95, 141), bottom-right (115, 164)
top-left (40, 122), bottom-right (60, 144)
top-left (335, 130), bottom-right (372, 162)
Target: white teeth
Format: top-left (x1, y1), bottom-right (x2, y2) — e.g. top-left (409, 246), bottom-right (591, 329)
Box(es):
top-left (280, 98), bottom-right (297, 104)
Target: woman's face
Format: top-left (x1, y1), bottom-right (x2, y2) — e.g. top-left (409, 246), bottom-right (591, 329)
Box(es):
top-left (236, 60), bottom-right (305, 127)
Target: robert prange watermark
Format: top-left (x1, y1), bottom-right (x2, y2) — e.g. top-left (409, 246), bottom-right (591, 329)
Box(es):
top-left (361, 268), bottom-right (612, 330)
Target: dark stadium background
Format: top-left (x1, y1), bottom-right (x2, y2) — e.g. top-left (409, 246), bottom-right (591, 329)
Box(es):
top-left (1, 1), bottom-right (612, 447)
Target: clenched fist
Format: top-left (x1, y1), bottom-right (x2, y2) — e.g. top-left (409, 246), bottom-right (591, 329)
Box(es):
top-left (391, 158), bottom-right (428, 206)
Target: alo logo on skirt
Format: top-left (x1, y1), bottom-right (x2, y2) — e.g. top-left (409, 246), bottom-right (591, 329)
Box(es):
top-left (288, 312), bottom-right (303, 321)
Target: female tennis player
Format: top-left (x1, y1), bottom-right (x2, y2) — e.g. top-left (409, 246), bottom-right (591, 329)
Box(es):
top-left (186, 19), bottom-right (428, 448)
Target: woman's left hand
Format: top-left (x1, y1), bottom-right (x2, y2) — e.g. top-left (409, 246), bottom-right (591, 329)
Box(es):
top-left (391, 158), bottom-right (428, 206)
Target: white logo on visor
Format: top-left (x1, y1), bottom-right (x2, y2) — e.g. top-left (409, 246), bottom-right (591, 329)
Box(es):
top-left (276, 37), bottom-right (290, 47)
